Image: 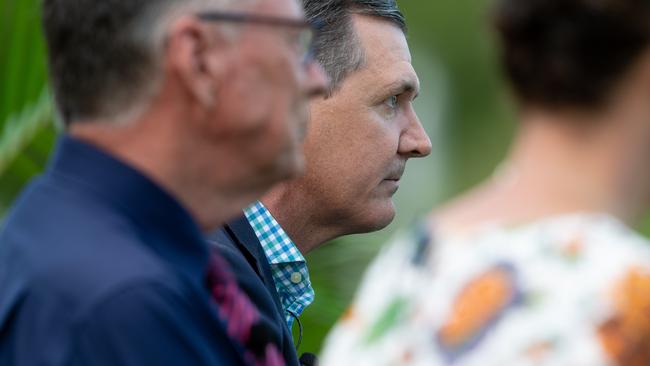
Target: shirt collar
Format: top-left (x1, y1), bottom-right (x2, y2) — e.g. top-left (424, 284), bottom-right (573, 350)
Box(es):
top-left (49, 135), bottom-right (210, 284)
top-left (244, 201), bottom-right (306, 265)
top-left (244, 201), bottom-right (314, 327)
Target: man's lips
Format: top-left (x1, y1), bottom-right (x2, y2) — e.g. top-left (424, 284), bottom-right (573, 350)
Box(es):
top-left (381, 177), bottom-right (401, 194)
top-left (384, 166), bottom-right (406, 182)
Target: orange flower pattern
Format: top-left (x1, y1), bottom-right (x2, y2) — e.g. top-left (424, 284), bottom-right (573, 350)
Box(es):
top-left (597, 268), bottom-right (650, 365)
top-left (437, 263), bottom-right (521, 362)
top-left (321, 215), bottom-right (650, 366)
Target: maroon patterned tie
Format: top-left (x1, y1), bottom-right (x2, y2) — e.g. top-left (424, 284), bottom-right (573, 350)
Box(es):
top-left (206, 252), bottom-right (286, 366)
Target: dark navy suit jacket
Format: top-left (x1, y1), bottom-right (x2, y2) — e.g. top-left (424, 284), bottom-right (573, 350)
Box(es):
top-left (0, 136), bottom-right (245, 365)
top-left (208, 218), bottom-right (300, 366)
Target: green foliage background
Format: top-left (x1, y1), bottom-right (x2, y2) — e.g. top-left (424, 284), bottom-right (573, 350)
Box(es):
top-left (0, 0), bottom-right (55, 216)
top-left (2, 0), bottom-right (648, 355)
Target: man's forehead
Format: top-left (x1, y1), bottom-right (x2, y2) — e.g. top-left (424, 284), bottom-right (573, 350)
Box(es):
top-left (352, 14), bottom-right (411, 64)
top-left (350, 14), bottom-right (419, 95)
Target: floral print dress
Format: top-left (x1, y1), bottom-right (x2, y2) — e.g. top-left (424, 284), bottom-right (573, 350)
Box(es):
top-left (320, 214), bottom-right (650, 366)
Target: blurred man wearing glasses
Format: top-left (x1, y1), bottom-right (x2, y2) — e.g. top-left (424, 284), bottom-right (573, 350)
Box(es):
top-left (211, 0), bottom-right (431, 364)
top-left (0, 0), bottom-right (326, 365)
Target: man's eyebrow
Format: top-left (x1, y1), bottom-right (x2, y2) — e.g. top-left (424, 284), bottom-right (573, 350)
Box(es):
top-left (385, 77), bottom-right (420, 99)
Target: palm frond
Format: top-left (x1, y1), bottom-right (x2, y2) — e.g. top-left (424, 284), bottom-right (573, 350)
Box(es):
top-left (0, 89), bottom-right (53, 177)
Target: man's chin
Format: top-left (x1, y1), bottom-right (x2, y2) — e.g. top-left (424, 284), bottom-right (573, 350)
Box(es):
top-left (374, 208), bottom-right (396, 231)
top-left (355, 202), bottom-right (396, 233)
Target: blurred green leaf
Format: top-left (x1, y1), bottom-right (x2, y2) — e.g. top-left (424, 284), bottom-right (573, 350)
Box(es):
top-left (0, 0), bottom-right (53, 213)
top-left (0, 89), bottom-right (53, 176)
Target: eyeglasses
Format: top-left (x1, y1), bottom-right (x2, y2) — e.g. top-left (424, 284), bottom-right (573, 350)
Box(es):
top-left (196, 11), bottom-right (322, 65)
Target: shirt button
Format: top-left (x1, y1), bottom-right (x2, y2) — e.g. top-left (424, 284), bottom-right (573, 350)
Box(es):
top-left (290, 272), bottom-right (303, 284)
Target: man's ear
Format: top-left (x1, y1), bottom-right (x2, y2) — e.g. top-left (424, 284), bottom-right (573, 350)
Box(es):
top-left (164, 16), bottom-right (229, 108)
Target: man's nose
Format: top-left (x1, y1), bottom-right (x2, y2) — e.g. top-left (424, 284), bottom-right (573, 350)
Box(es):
top-left (399, 113), bottom-right (432, 158)
top-left (303, 60), bottom-right (329, 98)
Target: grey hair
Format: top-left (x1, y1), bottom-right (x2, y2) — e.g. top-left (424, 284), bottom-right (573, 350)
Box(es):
top-left (42, 0), bottom-right (244, 126)
top-left (301, 0), bottom-right (407, 95)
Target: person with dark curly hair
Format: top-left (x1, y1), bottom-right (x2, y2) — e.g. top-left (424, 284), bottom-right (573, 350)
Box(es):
top-left (320, 0), bottom-right (650, 364)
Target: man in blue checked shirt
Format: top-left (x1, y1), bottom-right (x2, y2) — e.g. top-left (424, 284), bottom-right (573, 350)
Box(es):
top-left (208, 0), bottom-right (431, 365)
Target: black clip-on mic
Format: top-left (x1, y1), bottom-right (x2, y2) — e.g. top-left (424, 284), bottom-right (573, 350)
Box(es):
top-left (287, 310), bottom-right (318, 366)
top-left (299, 352), bottom-right (318, 366)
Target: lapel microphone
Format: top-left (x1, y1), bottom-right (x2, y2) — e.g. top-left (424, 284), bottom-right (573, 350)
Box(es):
top-left (299, 352), bottom-right (318, 366)
top-left (287, 310), bottom-right (318, 366)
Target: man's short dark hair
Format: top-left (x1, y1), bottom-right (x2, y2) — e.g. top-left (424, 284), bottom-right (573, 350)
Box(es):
top-left (493, 0), bottom-right (650, 110)
top-left (42, 0), bottom-right (237, 126)
top-left (44, 0), bottom-right (156, 125)
top-left (302, 0), bottom-right (406, 94)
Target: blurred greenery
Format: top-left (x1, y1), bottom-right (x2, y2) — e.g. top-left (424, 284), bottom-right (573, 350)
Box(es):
top-left (2, 0), bottom-right (648, 357)
top-left (0, 0), bottom-right (55, 216)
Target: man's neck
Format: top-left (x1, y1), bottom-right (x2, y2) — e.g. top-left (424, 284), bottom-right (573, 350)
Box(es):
top-left (260, 184), bottom-right (342, 254)
top-left (69, 120), bottom-right (260, 232)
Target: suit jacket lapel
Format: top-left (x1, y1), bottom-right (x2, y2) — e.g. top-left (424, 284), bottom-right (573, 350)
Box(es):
top-left (225, 216), bottom-right (285, 317)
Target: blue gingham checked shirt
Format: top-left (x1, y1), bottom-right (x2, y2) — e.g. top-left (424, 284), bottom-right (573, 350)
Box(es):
top-left (244, 201), bottom-right (315, 329)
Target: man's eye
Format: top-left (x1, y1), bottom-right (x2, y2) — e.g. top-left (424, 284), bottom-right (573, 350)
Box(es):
top-left (385, 95), bottom-right (398, 109)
